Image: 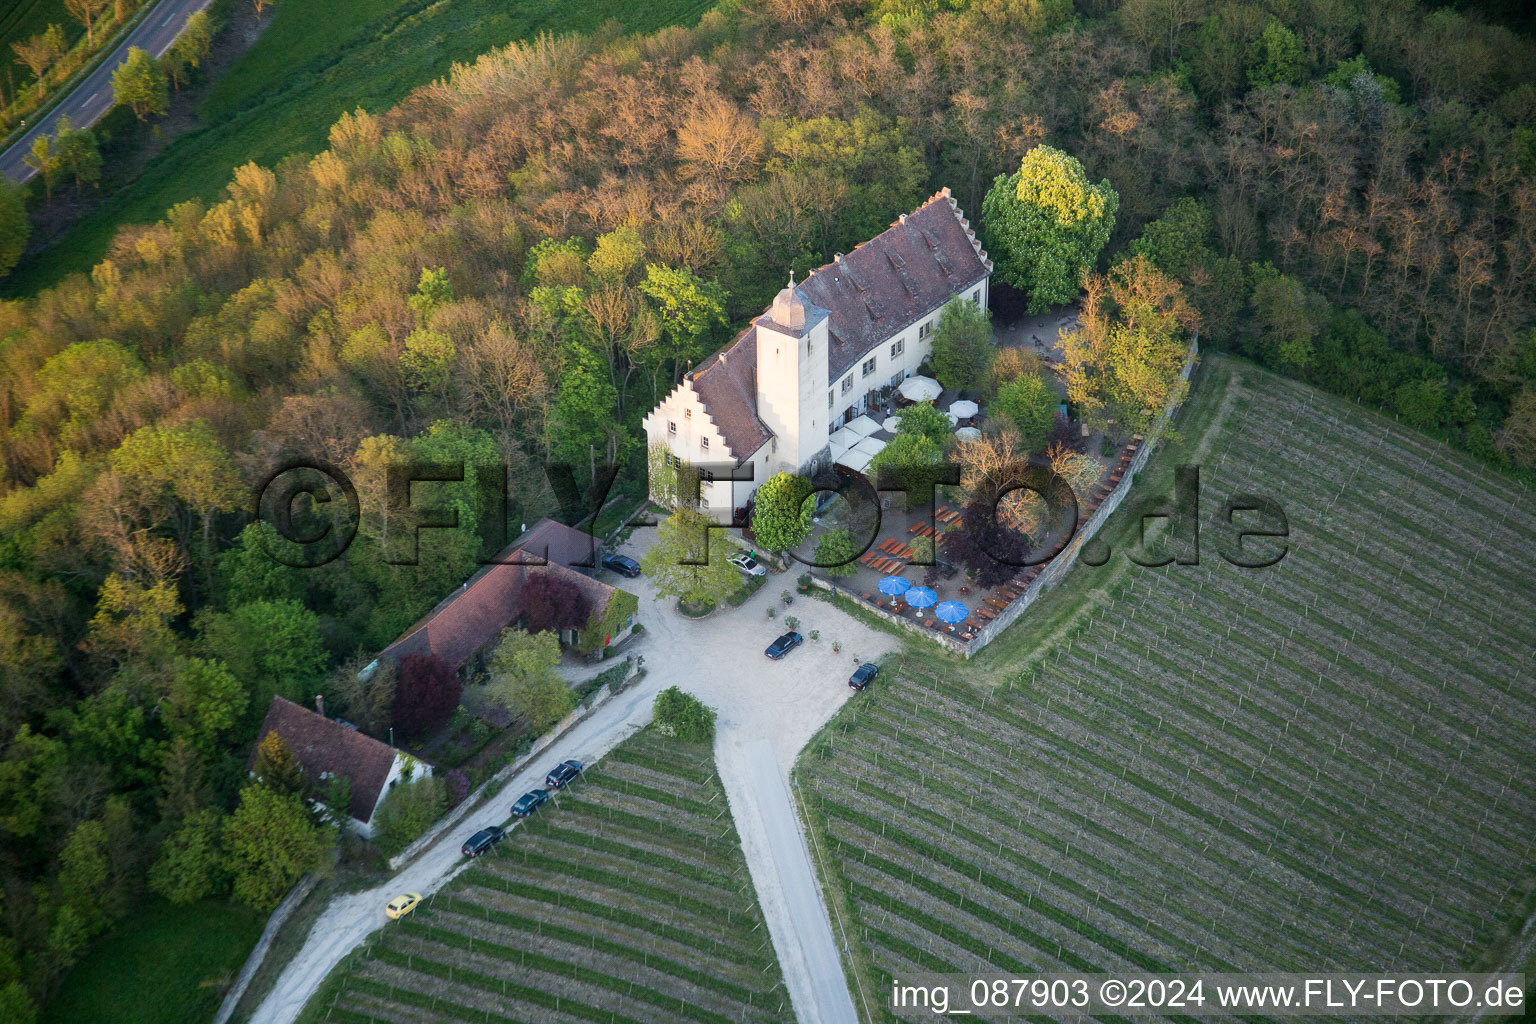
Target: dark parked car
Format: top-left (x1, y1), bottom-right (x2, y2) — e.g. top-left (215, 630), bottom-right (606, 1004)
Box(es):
top-left (460, 825), bottom-right (505, 857)
top-left (545, 759), bottom-right (583, 789)
top-left (602, 553), bottom-right (641, 577)
top-left (764, 630), bottom-right (804, 659)
top-left (849, 663), bottom-right (880, 690)
top-left (511, 789), bottom-right (550, 818)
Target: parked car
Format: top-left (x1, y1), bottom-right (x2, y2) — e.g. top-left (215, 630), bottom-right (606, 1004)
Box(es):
top-left (849, 662), bottom-right (880, 690)
top-left (545, 759), bottom-right (583, 789)
top-left (460, 825), bottom-right (505, 857)
top-left (511, 788), bottom-right (550, 818)
top-left (385, 892), bottom-right (422, 920)
top-left (764, 630), bottom-right (804, 659)
top-left (729, 553), bottom-right (767, 577)
top-left (602, 553), bottom-right (641, 577)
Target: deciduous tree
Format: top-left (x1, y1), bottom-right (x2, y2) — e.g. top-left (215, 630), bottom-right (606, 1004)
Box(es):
top-left (223, 784), bottom-right (329, 910)
top-left (251, 732), bottom-right (305, 795)
top-left (65, 0), bottom-right (110, 47)
top-left (814, 528), bottom-right (858, 577)
top-left (111, 46), bottom-right (168, 119)
top-left (982, 146), bottom-right (1118, 313)
top-left (482, 627), bottom-right (570, 734)
top-left (991, 372), bottom-right (1059, 450)
top-left (750, 472), bottom-right (813, 552)
top-left (640, 505), bottom-right (741, 611)
top-left (12, 26), bottom-right (65, 98)
top-left (518, 571), bottom-right (592, 634)
top-left (1059, 254), bottom-right (1198, 439)
top-left (392, 654), bottom-right (460, 738)
top-left (929, 297), bottom-right (994, 393)
top-left (162, 10), bottom-right (212, 90)
top-left (149, 807), bottom-right (226, 904)
top-left (653, 686), bottom-right (715, 743)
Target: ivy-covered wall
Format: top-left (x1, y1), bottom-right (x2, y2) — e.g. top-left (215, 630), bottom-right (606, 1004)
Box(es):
top-left (573, 586), bottom-right (639, 654)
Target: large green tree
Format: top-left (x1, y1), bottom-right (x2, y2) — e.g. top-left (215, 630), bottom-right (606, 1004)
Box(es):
top-left (111, 46), bottom-right (169, 120)
top-left (982, 145), bottom-right (1118, 313)
top-left (928, 296), bottom-right (994, 393)
top-left (750, 472), bottom-right (813, 552)
top-left (641, 506), bottom-right (741, 611)
top-left (149, 808), bottom-right (226, 905)
top-left (223, 784), bottom-right (331, 910)
top-left (1060, 254), bottom-right (1198, 439)
top-left (481, 627), bottom-right (571, 734)
top-left (198, 599), bottom-right (328, 720)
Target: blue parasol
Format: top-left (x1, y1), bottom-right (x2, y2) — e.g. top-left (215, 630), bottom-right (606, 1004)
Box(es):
top-left (877, 575), bottom-right (911, 597)
top-left (934, 600), bottom-right (968, 624)
top-left (904, 586), bottom-right (938, 609)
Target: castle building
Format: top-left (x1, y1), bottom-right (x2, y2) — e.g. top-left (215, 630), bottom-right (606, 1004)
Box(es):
top-left (643, 187), bottom-right (992, 516)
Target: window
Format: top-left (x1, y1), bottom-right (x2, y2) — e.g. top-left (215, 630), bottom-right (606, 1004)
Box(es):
top-left (971, 289), bottom-right (981, 304)
top-left (841, 376), bottom-right (853, 394)
top-left (918, 321), bottom-right (933, 340)
top-left (684, 408), bottom-right (691, 419)
top-left (701, 468), bottom-right (715, 483)
top-left (828, 391), bottom-right (834, 408)
top-left (862, 356), bottom-right (877, 377)
top-left (667, 420), bottom-right (676, 434)
top-left (890, 338), bottom-right (905, 358)
top-left (699, 436), bottom-right (709, 451)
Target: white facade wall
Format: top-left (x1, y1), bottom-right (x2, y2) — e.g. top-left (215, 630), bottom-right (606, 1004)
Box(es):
top-left (824, 281), bottom-right (990, 432)
top-left (642, 381), bottom-right (738, 516)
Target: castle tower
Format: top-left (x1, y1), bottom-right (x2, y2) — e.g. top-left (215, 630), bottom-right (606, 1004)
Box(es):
top-left (754, 273), bottom-right (830, 476)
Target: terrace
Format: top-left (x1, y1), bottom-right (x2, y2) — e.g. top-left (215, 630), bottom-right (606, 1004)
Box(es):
top-left (808, 433), bottom-right (1143, 651)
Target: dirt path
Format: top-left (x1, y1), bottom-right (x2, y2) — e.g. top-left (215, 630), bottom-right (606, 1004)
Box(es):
top-left (250, 520), bottom-right (897, 1024)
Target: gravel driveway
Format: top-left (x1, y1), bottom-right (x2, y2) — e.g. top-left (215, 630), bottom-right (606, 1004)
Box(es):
top-left (250, 517), bottom-right (896, 1024)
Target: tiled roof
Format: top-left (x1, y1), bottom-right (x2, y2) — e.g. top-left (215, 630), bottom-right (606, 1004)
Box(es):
top-left (379, 541), bottom-right (619, 672)
top-left (685, 327), bottom-right (773, 462)
top-left (803, 187), bottom-right (992, 380)
top-left (508, 517), bottom-right (599, 570)
top-left (247, 697), bottom-right (399, 823)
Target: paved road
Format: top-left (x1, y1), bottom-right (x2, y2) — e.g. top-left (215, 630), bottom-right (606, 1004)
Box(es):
top-left (0, 0), bottom-right (216, 183)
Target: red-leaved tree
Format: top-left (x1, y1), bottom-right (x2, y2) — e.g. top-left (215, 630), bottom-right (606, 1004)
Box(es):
top-left (519, 571), bottom-right (592, 634)
top-left (393, 654), bottom-right (461, 738)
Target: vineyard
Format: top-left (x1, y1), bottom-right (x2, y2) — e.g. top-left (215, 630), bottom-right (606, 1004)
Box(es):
top-left (799, 358), bottom-right (1536, 1020)
top-left (310, 729), bottom-right (789, 1024)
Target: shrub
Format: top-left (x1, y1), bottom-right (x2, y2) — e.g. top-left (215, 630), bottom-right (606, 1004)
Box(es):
top-left (371, 773), bottom-right (448, 857)
top-left (785, 616), bottom-right (800, 631)
top-left (653, 687), bottom-right (715, 743)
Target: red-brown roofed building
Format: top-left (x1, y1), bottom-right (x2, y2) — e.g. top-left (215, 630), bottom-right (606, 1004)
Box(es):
top-left (247, 696), bottom-right (427, 837)
top-left (643, 187), bottom-right (991, 516)
top-left (374, 528), bottom-right (638, 676)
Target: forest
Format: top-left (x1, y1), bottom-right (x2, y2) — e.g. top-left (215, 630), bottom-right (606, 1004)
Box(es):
top-left (1, 0), bottom-right (1534, 1018)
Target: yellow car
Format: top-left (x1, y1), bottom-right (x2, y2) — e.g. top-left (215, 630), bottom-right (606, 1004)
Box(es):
top-left (385, 893), bottom-right (422, 920)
